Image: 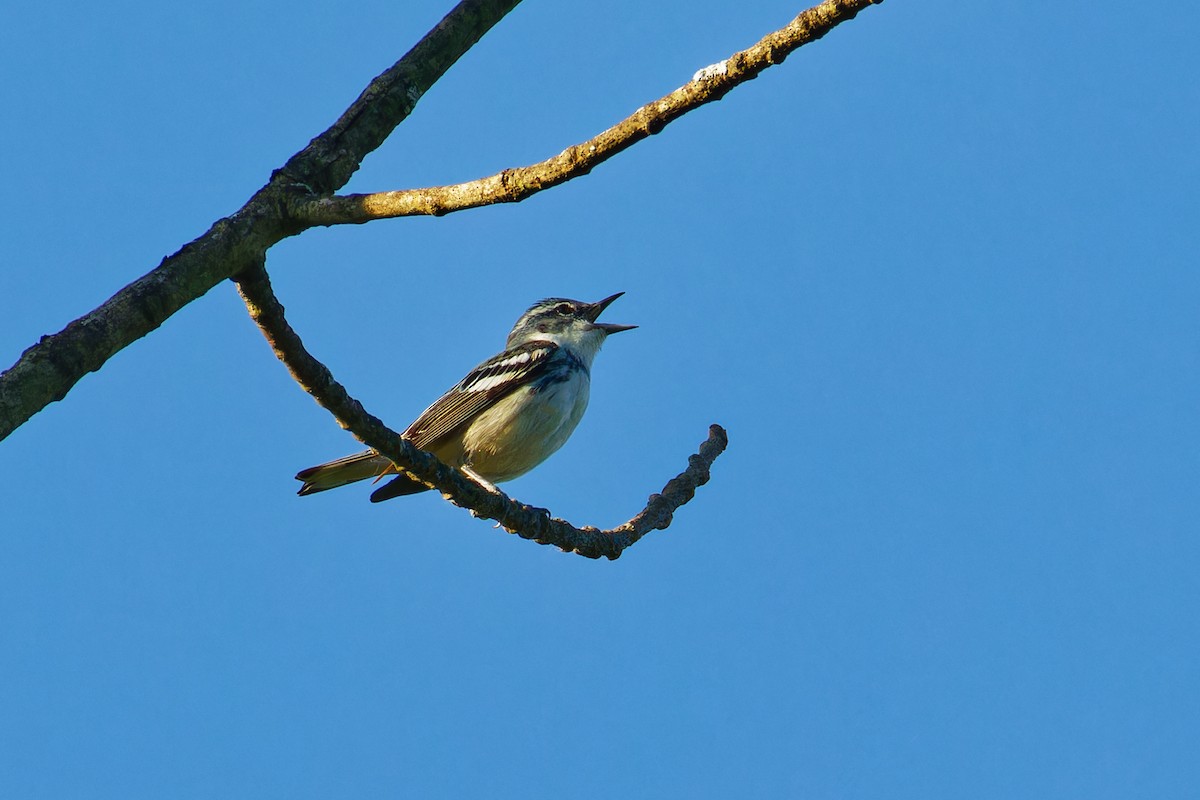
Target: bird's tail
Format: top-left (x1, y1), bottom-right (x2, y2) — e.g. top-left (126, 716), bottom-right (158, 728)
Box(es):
top-left (295, 450), bottom-right (394, 496)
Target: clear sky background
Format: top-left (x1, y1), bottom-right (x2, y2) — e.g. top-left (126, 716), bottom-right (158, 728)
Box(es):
top-left (2, 1), bottom-right (1197, 797)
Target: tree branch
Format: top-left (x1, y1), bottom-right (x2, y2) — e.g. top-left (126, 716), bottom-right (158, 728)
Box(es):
top-left (1, 0), bottom-right (883, 443)
top-left (291, 0), bottom-right (885, 224)
top-left (234, 262), bottom-right (727, 559)
top-left (0, 0), bottom-right (523, 442)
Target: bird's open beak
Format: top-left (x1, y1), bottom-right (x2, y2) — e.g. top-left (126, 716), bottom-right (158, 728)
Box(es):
top-left (586, 292), bottom-right (637, 334)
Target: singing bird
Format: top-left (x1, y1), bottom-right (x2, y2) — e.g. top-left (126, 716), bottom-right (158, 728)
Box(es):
top-left (295, 293), bottom-right (635, 502)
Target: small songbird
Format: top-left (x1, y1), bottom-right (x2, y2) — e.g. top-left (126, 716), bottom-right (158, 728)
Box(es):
top-left (295, 293), bottom-right (636, 502)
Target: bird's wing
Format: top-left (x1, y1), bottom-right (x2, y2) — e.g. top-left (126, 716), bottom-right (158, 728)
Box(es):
top-left (403, 340), bottom-right (559, 451)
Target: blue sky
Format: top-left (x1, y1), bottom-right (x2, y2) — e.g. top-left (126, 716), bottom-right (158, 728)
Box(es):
top-left (2, 1), bottom-right (1197, 797)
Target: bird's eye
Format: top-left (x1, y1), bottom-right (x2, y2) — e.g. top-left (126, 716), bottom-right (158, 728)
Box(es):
top-left (555, 303), bottom-right (573, 316)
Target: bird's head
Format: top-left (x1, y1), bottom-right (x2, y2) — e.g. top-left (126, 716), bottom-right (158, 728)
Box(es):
top-left (505, 292), bottom-right (636, 363)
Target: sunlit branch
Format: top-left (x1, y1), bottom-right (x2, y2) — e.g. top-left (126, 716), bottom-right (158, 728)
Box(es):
top-left (292, 0), bottom-right (884, 225)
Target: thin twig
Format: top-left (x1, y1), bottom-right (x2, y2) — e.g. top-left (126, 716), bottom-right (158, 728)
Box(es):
top-left (234, 261), bottom-right (727, 559)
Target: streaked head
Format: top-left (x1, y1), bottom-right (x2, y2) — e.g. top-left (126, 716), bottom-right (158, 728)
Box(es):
top-left (505, 293), bottom-right (636, 361)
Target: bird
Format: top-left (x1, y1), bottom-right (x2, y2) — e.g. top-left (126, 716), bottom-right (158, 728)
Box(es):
top-left (295, 293), bottom-right (636, 502)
